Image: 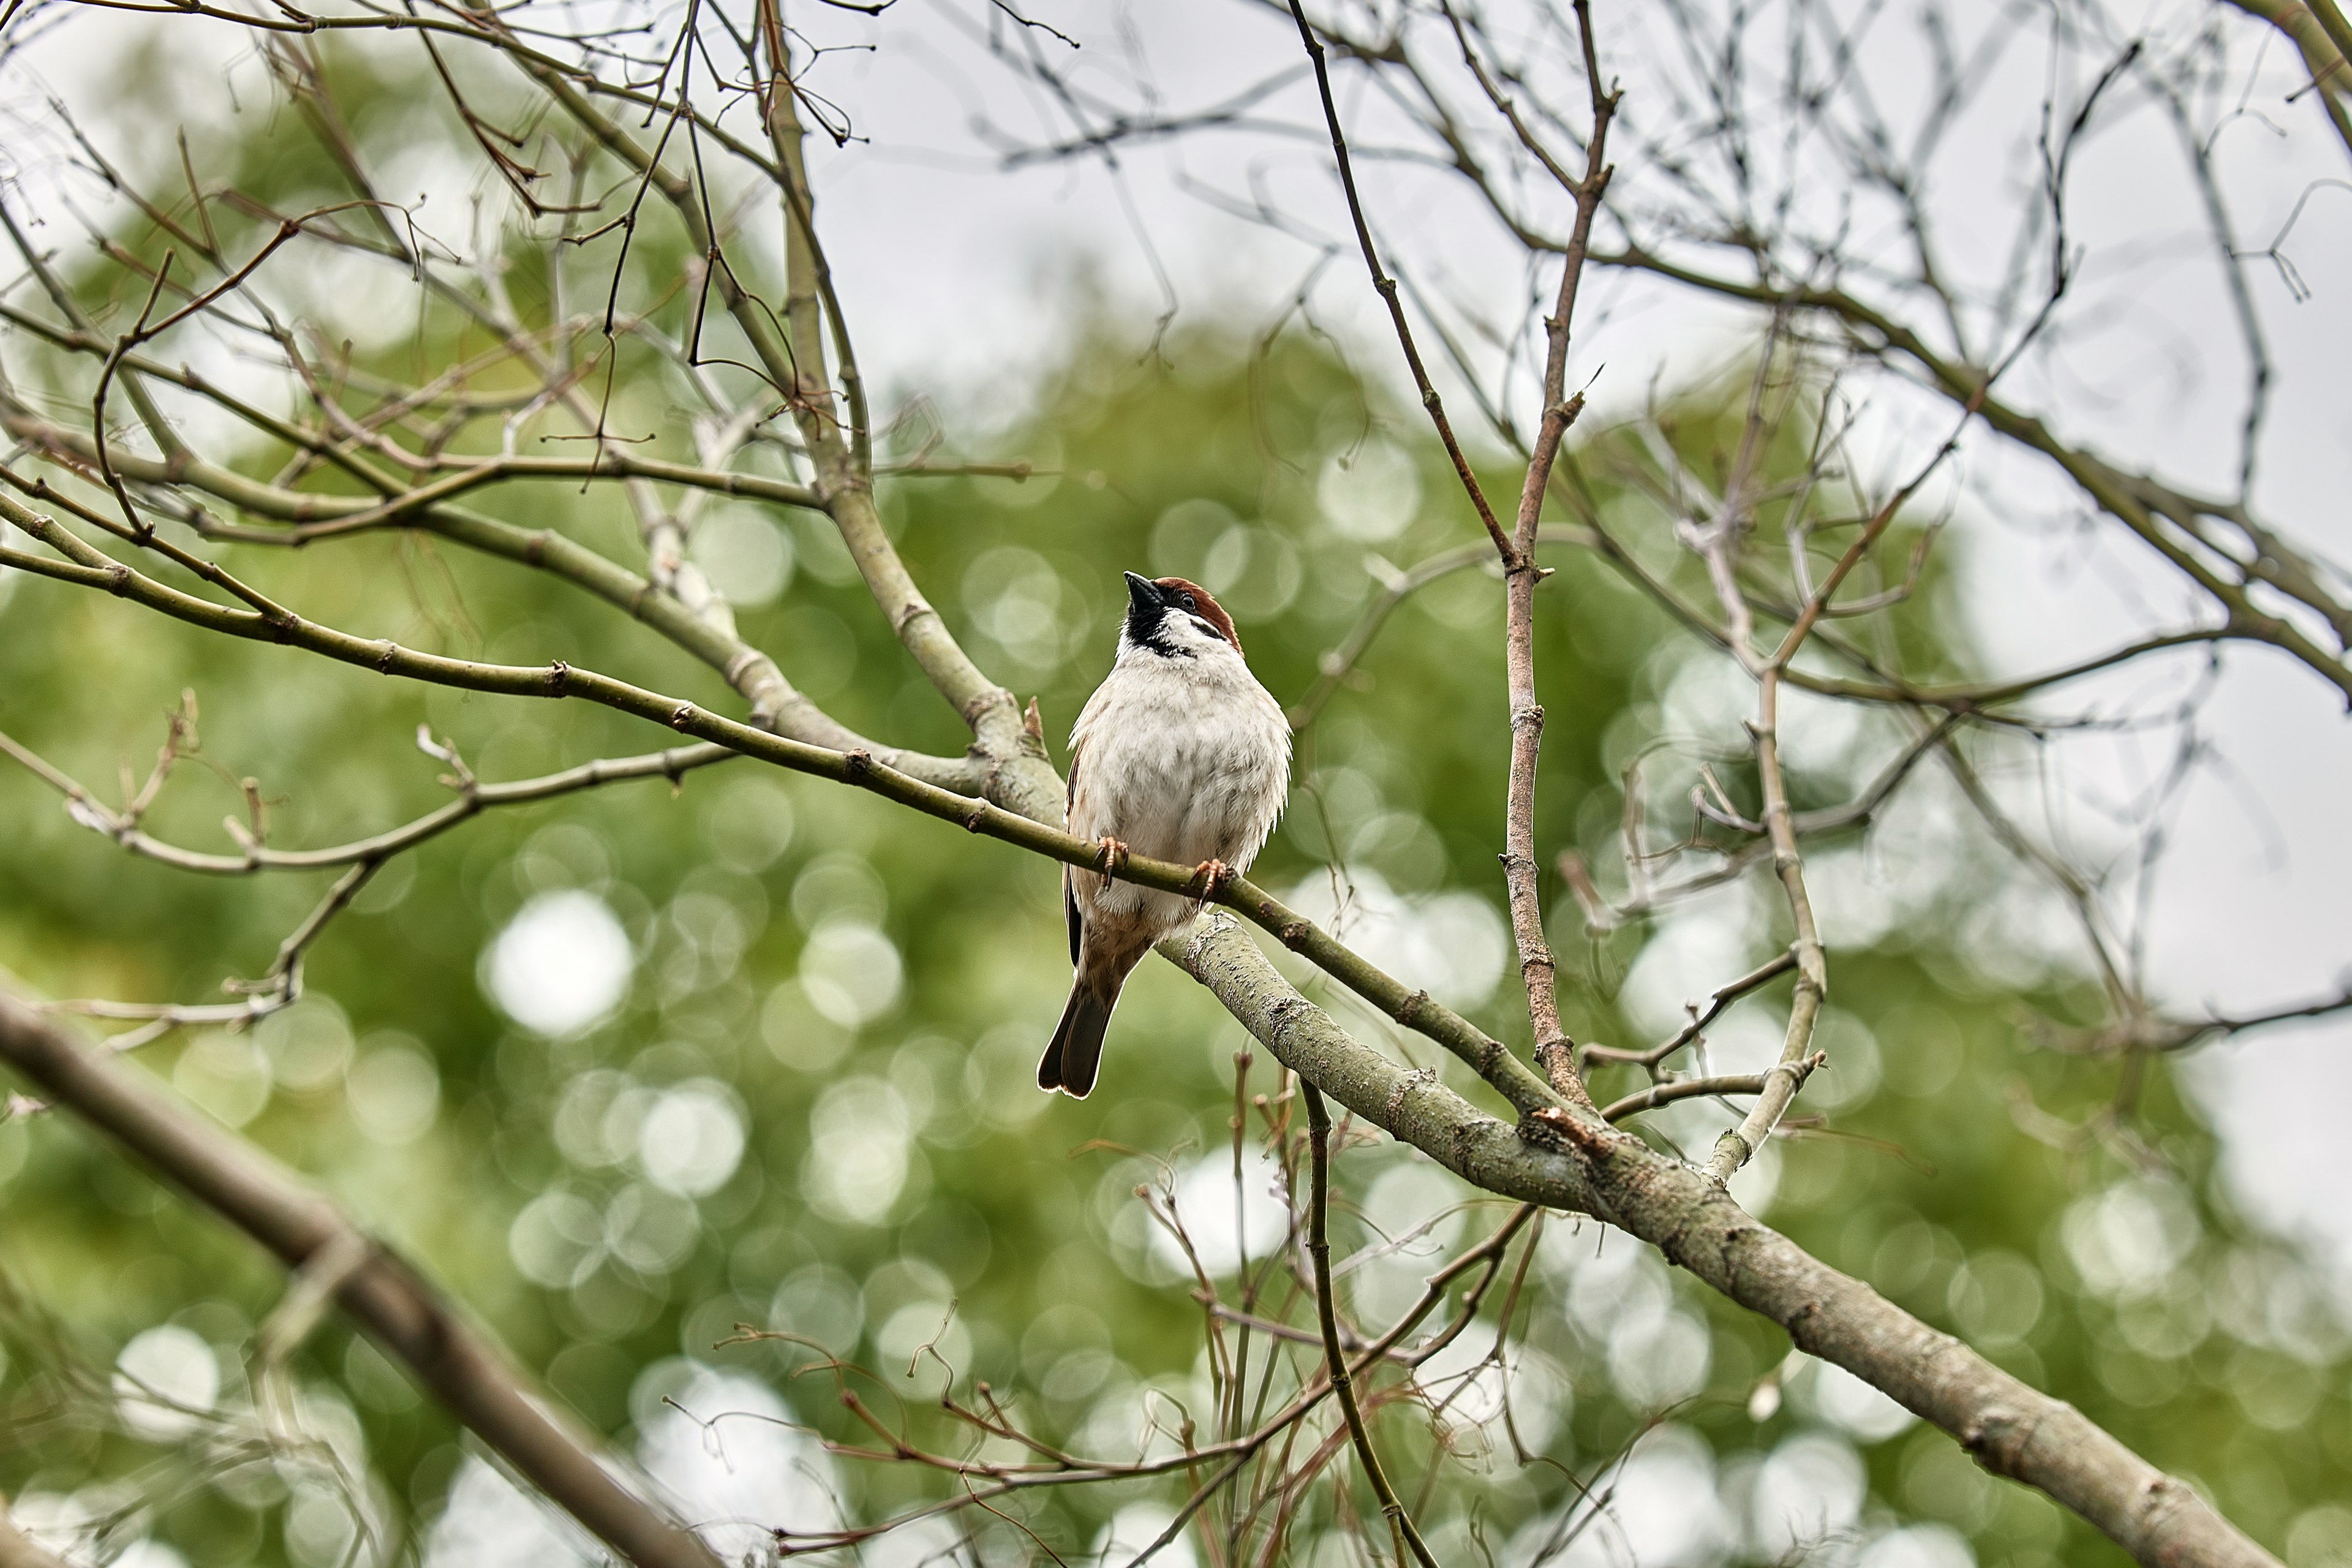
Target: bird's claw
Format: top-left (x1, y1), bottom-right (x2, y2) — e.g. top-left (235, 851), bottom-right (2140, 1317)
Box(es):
top-left (1095, 836), bottom-right (1129, 889)
top-left (1191, 859), bottom-right (1234, 899)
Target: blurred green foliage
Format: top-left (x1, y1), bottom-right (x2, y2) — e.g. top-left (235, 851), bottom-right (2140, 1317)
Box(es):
top-left (0, 34), bottom-right (2345, 1568)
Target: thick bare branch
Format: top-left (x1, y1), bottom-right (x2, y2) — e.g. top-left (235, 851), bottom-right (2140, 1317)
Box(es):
top-left (0, 988), bottom-right (726, 1568)
top-left (0, 1496), bottom-right (72, 1568)
top-left (1168, 913), bottom-right (2280, 1568)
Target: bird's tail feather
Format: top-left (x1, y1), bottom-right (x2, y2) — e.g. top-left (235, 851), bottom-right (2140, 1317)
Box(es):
top-left (1039, 979), bottom-right (1118, 1098)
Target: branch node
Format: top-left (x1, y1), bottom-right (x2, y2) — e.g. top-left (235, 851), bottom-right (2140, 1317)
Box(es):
top-left (958, 685), bottom-right (1015, 724)
top-left (1384, 1066), bottom-right (1437, 1124)
top-left (1518, 1102), bottom-right (1623, 1158)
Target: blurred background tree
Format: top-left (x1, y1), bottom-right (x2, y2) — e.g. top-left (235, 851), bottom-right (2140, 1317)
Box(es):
top-left (0, 4), bottom-right (2346, 1568)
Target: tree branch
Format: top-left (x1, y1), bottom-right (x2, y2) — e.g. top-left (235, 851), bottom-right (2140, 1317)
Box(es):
top-left (0, 988), bottom-right (726, 1568)
top-left (0, 728), bottom-right (734, 876)
top-left (1300, 1082), bottom-right (1438, 1568)
top-left (1497, 0), bottom-right (1614, 1114)
top-left (1588, 248), bottom-right (2352, 704)
top-left (522, 50), bottom-right (1060, 821)
top-left (0, 435), bottom-right (973, 790)
top-left (1599, 1053), bottom-right (1826, 1124)
top-left (1283, 0), bottom-right (1516, 564)
top-left (1166, 912), bottom-right (2280, 1568)
top-left (0, 489), bottom-right (1561, 1115)
top-left (0, 1497), bottom-right (72, 1568)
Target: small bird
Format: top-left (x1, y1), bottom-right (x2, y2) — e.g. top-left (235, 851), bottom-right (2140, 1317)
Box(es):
top-left (1039, 571), bottom-right (1292, 1098)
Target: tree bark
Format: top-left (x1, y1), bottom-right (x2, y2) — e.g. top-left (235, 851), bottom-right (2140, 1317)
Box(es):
top-left (1163, 913), bottom-right (2282, 1568)
top-left (0, 1497), bottom-right (72, 1568)
top-left (0, 989), bottom-right (725, 1568)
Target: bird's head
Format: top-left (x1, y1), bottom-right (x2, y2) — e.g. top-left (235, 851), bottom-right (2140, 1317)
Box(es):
top-left (1119, 571), bottom-right (1243, 662)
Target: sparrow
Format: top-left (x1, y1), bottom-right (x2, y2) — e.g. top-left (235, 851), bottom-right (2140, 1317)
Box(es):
top-left (1038, 571), bottom-right (1292, 1098)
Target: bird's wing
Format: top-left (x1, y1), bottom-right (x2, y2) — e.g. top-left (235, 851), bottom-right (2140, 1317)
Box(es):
top-left (1064, 737), bottom-right (1085, 965)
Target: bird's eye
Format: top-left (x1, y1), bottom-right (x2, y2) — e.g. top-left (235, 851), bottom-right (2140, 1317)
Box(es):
top-left (1178, 592), bottom-right (1197, 611)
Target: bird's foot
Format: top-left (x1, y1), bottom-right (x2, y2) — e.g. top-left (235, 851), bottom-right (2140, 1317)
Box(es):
top-left (1191, 859), bottom-right (1235, 900)
top-left (1095, 836), bottom-right (1130, 889)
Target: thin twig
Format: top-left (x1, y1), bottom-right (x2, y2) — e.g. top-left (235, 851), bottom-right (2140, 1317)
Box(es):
top-left (1599, 1053), bottom-right (1826, 1124)
top-left (1283, 0), bottom-right (1515, 563)
top-left (1297, 1084), bottom-right (1437, 1568)
top-left (1498, 0), bottom-right (1616, 1114)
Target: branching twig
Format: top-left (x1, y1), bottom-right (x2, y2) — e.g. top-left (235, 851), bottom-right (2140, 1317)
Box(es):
top-left (1300, 1083), bottom-right (1439, 1568)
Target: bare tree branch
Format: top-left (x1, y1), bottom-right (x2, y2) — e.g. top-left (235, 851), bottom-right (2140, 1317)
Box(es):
top-left (0, 728), bottom-right (734, 876)
top-left (1300, 1082), bottom-right (1437, 1568)
top-left (0, 987), bottom-right (726, 1568)
top-left (1169, 913), bottom-right (2280, 1568)
top-left (0, 1496), bottom-right (73, 1568)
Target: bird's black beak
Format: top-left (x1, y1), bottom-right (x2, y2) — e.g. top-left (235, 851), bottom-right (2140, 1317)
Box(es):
top-left (1122, 570), bottom-right (1174, 650)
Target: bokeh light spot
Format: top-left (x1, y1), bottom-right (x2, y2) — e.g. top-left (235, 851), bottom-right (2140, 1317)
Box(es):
top-left (484, 889), bottom-right (633, 1036)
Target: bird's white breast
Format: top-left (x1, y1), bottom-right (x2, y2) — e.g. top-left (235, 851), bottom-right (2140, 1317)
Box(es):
top-left (1069, 646), bottom-right (1290, 926)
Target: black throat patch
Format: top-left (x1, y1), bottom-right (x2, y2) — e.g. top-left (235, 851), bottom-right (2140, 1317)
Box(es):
top-left (1125, 599), bottom-right (1196, 659)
